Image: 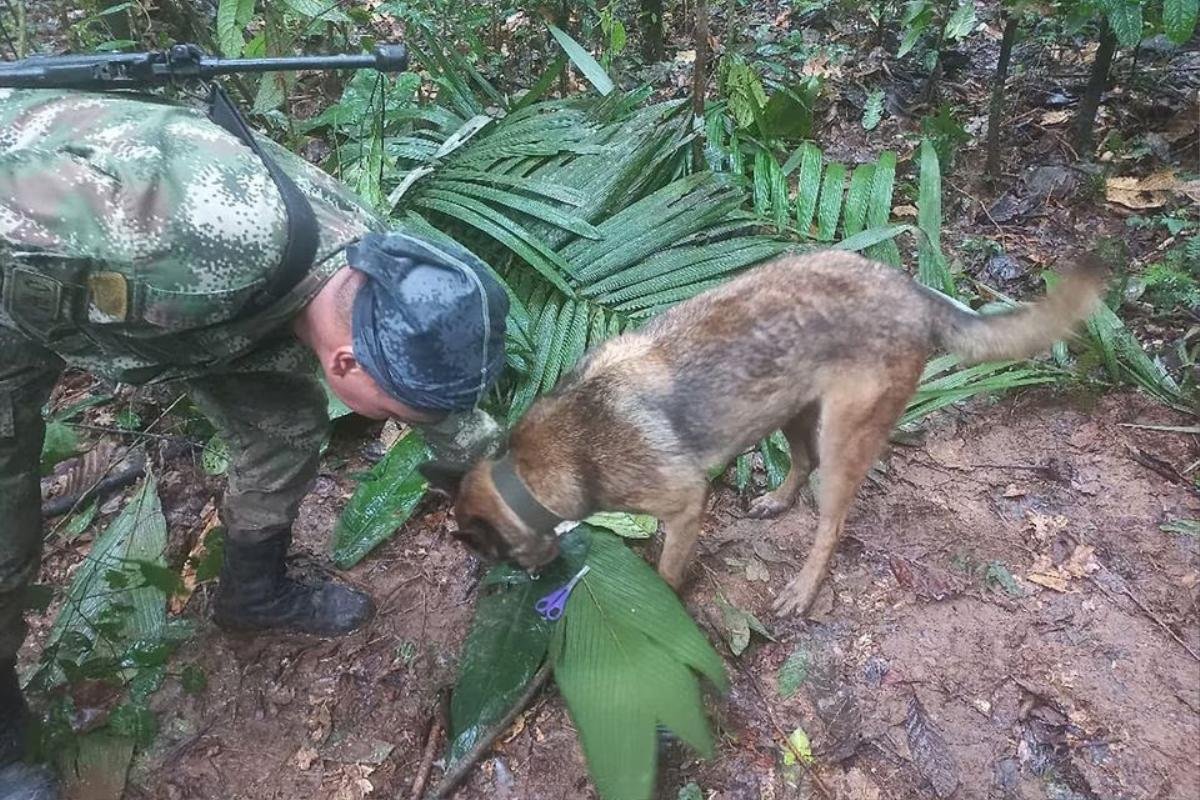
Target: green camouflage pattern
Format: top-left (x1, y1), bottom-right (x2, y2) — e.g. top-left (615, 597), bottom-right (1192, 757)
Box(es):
top-left (0, 87), bottom-right (386, 383)
top-left (0, 89), bottom-right (507, 664)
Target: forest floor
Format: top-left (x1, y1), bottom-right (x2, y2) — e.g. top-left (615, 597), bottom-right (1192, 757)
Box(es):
top-left (15, 2), bottom-right (1200, 799)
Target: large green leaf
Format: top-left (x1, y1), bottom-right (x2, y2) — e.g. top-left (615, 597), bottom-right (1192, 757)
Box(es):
top-left (447, 533), bottom-right (589, 764)
top-left (917, 138), bottom-right (955, 295)
top-left (842, 164), bottom-right (876, 237)
top-left (43, 474), bottom-right (168, 685)
top-left (1084, 298), bottom-right (1194, 413)
top-left (1164, 0), bottom-right (1199, 43)
top-left (815, 162), bottom-right (847, 242)
top-left (331, 431), bottom-right (429, 568)
top-left (794, 143), bottom-right (823, 235)
top-left (40, 420), bottom-right (79, 476)
top-left (1104, 0), bottom-right (1144, 48)
top-left (551, 529), bottom-right (727, 800)
top-left (865, 150), bottom-right (900, 265)
top-left (548, 24), bottom-right (615, 95)
top-left (216, 0), bottom-right (255, 57)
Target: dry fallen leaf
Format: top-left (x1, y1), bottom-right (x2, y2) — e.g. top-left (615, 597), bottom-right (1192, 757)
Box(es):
top-left (1062, 544), bottom-right (1100, 578)
top-left (170, 500), bottom-right (221, 615)
top-left (893, 204), bottom-right (918, 218)
top-left (294, 746), bottom-right (319, 771)
top-left (1003, 484), bottom-right (1026, 498)
top-left (1026, 512), bottom-right (1069, 543)
top-left (502, 711), bottom-right (528, 744)
top-left (1040, 109), bottom-right (1071, 126)
top-left (1105, 170), bottom-right (1187, 210)
top-left (674, 49), bottom-right (696, 64)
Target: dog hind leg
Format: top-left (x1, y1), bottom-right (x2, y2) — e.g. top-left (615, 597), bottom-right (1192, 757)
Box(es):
top-left (747, 402), bottom-right (820, 519)
top-left (773, 380), bottom-right (913, 617)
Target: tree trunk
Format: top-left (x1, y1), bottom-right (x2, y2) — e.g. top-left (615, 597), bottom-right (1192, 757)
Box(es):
top-left (984, 12), bottom-right (1020, 180)
top-left (1073, 18), bottom-right (1117, 157)
top-left (641, 0), bottom-right (665, 62)
top-left (724, 0), bottom-right (739, 50)
top-left (691, 0), bottom-right (709, 167)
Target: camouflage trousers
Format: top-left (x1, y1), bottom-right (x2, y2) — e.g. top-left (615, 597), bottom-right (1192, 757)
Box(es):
top-left (0, 324), bottom-right (330, 663)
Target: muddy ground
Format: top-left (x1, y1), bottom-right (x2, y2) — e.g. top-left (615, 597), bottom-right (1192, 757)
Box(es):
top-left (30, 387), bottom-right (1194, 800)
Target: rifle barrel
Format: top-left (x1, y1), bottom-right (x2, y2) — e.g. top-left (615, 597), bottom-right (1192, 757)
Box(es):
top-left (0, 43), bottom-right (409, 90)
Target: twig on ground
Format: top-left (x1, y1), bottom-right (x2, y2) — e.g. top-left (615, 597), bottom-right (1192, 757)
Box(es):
top-left (41, 456), bottom-right (146, 519)
top-left (409, 690), bottom-right (449, 800)
top-left (1090, 573), bottom-right (1200, 663)
top-left (427, 661), bottom-right (553, 800)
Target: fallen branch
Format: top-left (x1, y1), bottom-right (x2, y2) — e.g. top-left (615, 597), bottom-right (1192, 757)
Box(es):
top-left (1090, 573), bottom-right (1200, 663)
top-left (409, 690), bottom-right (449, 800)
top-left (426, 661), bottom-right (552, 800)
top-left (41, 457), bottom-right (145, 518)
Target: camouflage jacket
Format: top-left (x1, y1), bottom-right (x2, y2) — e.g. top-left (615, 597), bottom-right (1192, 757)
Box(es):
top-left (0, 87), bottom-right (386, 384)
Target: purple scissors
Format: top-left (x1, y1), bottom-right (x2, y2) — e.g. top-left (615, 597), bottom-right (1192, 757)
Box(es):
top-left (535, 565), bottom-right (591, 621)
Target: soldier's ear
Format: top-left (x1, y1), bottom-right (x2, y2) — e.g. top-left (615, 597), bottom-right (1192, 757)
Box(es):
top-left (418, 462), bottom-right (465, 499)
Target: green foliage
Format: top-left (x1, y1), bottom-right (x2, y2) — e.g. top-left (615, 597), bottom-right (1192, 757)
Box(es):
top-left (1082, 290), bottom-right (1195, 413)
top-left (548, 24), bottom-right (615, 95)
top-left (917, 138), bottom-right (955, 295)
top-left (920, 104), bottom-right (970, 172)
top-left (1101, 0), bottom-right (1146, 47)
top-left (678, 782), bottom-right (705, 800)
top-left (216, 0), bottom-right (256, 57)
top-left (899, 0), bottom-right (977, 58)
top-left (201, 433), bottom-right (229, 476)
top-left (584, 512), bottom-right (659, 539)
top-left (1163, 0), bottom-right (1200, 42)
top-left (332, 430), bottom-right (430, 568)
top-left (901, 355), bottom-right (1063, 426)
top-left (777, 646), bottom-right (811, 697)
top-left (1161, 519), bottom-right (1200, 537)
top-left (552, 529), bottom-right (728, 800)
top-left (1139, 237), bottom-right (1200, 312)
top-left (40, 421), bottom-right (79, 476)
top-left (447, 527), bottom-right (726, 800)
top-left (862, 89), bottom-right (886, 131)
top-left (447, 532), bottom-right (587, 764)
top-left (28, 474), bottom-right (200, 765)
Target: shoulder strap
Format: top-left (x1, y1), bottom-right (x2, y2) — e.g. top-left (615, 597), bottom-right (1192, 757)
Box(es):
top-left (206, 83), bottom-right (319, 315)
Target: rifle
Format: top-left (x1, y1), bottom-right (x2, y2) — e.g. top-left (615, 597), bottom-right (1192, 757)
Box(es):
top-left (0, 42), bottom-right (409, 89)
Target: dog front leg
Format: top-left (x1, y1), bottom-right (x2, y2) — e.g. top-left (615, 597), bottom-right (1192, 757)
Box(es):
top-left (655, 488), bottom-right (709, 590)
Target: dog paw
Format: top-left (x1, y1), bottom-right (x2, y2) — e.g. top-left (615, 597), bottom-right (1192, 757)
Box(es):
top-left (747, 493), bottom-right (794, 519)
top-left (772, 576), bottom-right (819, 617)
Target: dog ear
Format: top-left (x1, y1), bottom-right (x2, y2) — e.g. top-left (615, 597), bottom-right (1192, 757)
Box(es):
top-left (418, 462), bottom-right (465, 499)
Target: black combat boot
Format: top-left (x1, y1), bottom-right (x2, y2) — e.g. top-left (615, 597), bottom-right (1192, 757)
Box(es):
top-left (0, 661), bottom-right (59, 800)
top-left (212, 528), bottom-right (375, 636)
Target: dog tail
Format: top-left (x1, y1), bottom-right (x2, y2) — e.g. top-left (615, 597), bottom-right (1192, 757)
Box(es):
top-left (925, 254), bottom-right (1109, 365)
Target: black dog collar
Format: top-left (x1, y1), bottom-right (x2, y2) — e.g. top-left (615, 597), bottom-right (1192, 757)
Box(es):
top-left (490, 454), bottom-right (564, 533)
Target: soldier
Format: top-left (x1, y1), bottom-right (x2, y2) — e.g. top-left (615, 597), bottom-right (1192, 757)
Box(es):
top-left (0, 87), bottom-right (509, 797)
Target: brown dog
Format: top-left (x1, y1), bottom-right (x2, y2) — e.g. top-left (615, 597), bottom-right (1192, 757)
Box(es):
top-left (447, 250), bottom-right (1106, 616)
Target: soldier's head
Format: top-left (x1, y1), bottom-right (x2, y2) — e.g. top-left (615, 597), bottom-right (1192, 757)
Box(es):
top-left (304, 231), bottom-right (508, 424)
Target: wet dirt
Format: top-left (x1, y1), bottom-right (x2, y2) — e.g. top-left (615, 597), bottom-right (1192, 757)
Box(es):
top-left (75, 388), bottom-right (1196, 800)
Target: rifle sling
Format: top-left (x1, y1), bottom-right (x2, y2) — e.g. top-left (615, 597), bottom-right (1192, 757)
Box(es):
top-left (206, 83), bottom-right (319, 315)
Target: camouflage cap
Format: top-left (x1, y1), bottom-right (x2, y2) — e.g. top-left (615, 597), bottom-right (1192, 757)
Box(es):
top-left (347, 231), bottom-right (508, 413)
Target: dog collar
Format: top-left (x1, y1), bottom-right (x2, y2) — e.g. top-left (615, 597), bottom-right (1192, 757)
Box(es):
top-left (490, 454), bottom-right (565, 534)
